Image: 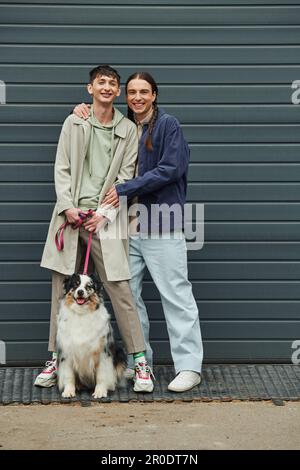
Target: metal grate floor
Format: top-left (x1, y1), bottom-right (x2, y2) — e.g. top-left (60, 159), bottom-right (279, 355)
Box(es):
top-left (1, 365), bottom-right (300, 406)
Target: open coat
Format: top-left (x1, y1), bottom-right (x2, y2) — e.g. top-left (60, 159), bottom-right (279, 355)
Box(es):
top-left (40, 113), bottom-right (138, 281)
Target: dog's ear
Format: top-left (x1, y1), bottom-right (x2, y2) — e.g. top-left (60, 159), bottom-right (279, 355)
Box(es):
top-left (63, 274), bottom-right (79, 294)
top-left (90, 273), bottom-right (102, 295)
top-left (63, 276), bottom-right (71, 294)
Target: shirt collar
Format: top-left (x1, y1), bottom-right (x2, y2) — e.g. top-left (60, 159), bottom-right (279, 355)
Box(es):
top-left (134, 107), bottom-right (154, 126)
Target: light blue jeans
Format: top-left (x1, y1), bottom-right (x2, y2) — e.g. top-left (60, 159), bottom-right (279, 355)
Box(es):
top-left (127, 232), bottom-right (203, 374)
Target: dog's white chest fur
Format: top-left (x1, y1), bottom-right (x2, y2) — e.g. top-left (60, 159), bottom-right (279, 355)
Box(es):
top-left (57, 300), bottom-right (109, 355)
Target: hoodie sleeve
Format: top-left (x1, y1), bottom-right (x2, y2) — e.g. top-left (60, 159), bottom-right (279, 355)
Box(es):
top-left (115, 119), bottom-right (189, 200)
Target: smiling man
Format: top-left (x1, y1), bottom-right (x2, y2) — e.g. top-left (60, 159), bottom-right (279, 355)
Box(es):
top-left (73, 71), bottom-right (203, 393)
top-left (35, 65), bottom-right (154, 393)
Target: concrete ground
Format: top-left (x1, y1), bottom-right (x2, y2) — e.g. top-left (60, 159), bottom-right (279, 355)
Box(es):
top-left (0, 401), bottom-right (300, 450)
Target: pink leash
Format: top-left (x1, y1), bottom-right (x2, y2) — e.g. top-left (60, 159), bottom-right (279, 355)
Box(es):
top-left (55, 209), bottom-right (94, 275)
top-left (83, 232), bottom-right (92, 275)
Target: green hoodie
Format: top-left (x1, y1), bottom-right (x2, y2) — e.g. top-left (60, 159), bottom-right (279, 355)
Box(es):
top-left (78, 106), bottom-right (124, 211)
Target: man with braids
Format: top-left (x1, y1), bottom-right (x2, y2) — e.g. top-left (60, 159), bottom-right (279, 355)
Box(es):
top-left (74, 72), bottom-right (203, 392)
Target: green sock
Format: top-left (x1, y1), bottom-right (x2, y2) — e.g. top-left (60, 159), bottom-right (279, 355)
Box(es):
top-left (52, 352), bottom-right (57, 360)
top-left (133, 351), bottom-right (146, 365)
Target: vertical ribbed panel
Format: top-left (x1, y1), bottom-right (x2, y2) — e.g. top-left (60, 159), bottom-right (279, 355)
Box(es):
top-left (0, 1), bottom-right (299, 364)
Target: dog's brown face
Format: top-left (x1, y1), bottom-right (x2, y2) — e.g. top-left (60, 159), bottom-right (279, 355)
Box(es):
top-left (63, 273), bottom-right (102, 310)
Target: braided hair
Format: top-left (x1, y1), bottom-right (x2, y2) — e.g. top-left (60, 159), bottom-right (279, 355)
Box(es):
top-left (125, 72), bottom-right (159, 151)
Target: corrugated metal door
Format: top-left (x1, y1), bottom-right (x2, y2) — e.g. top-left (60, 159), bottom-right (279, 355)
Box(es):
top-left (0, 0), bottom-right (300, 364)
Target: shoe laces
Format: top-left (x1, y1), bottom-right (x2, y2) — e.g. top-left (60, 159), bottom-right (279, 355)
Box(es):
top-left (135, 362), bottom-right (156, 381)
top-left (44, 359), bottom-right (57, 371)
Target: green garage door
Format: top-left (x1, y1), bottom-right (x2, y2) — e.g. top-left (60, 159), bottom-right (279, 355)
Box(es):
top-left (0, 0), bottom-right (300, 365)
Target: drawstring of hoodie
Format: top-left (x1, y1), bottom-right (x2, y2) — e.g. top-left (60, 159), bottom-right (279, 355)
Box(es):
top-left (87, 107), bottom-right (117, 177)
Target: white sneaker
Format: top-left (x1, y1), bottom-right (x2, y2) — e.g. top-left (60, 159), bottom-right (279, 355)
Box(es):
top-left (168, 371), bottom-right (201, 392)
top-left (34, 359), bottom-right (57, 387)
top-left (133, 362), bottom-right (154, 393)
top-left (124, 368), bottom-right (135, 380)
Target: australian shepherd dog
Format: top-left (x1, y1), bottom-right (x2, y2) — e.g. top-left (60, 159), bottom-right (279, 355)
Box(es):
top-left (56, 273), bottom-right (127, 398)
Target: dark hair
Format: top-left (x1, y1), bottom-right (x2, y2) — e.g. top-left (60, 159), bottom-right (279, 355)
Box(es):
top-left (125, 72), bottom-right (158, 151)
top-left (89, 65), bottom-right (121, 86)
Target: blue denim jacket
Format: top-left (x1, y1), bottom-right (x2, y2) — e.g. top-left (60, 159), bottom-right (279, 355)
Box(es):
top-left (116, 108), bottom-right (190, 232)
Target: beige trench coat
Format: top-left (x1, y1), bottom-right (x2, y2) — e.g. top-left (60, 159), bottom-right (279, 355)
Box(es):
top-left (40, 113), bottom-right (138, 281)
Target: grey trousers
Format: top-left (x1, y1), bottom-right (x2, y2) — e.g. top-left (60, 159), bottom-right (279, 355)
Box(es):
top-left (48, 227), bottom-right (146, 355)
